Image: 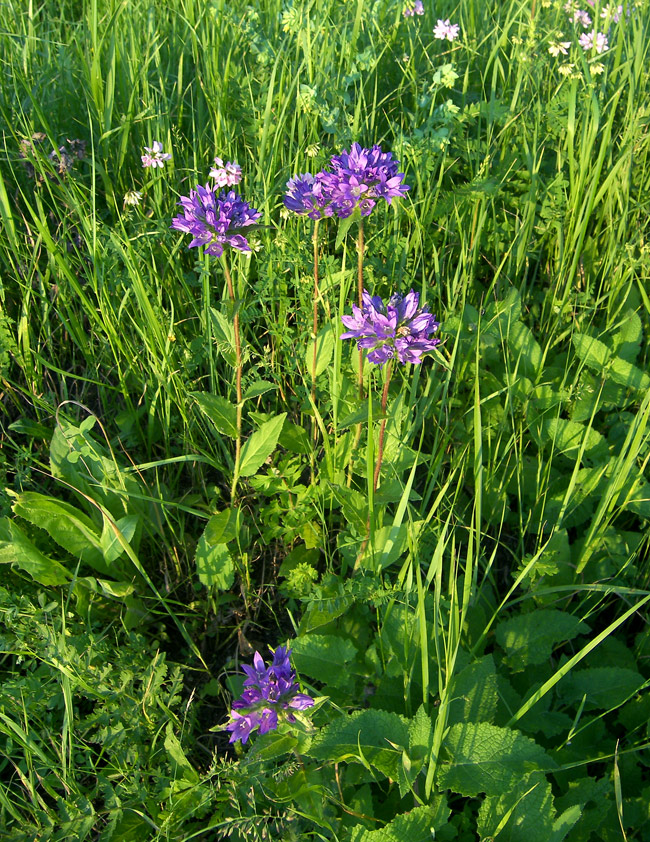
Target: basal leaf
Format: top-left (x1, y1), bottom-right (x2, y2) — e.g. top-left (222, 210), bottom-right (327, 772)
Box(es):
top-left (608, 356), bottom-right (650, 392)
top-left (100, 514), bottom-right (139, 564)
top-left (192, 392), bottom-right (237, 439)
top-left (238, 413), bottom-right (286, 477)
top-left (12, 492), bottom-right (107, 573)
top-left (531, 417), bottom-right (607, 461)
top-left (557, 667), bottom-right (645, 711)
top-left (436, 722), bottom-right (553, 797)
top-left (307, 709), bottom-right (409, 781)
top-left (447, 655), bottom-right (499, 724)
top-left (0, 518), bottom-right (71, 586)
top-left (291, 633), bottom-right (358, 688)
top-left (572, 333), bottom-right (611, 369)
top-left (496, 610), bottom-right (590, 670)
top-left (613, 310), bottom-right (642, 362)
top-left (349, 800), bottom-right (450, 842)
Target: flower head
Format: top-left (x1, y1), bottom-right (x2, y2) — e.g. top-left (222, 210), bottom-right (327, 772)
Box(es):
top-left (548, 40), bottom-right (572, 56)
top-left (317, 143), bottom-right (409, 219)
top-left (123, 190), bottom-right (142, 207)
top-left (209, 157), bottom-right (242, 187)
top-left (341, 289), bottom-right (441, 366)
top-left (141, 141), bottom-right (172, 168)
top-left (579, 30), bottom-right (608, 52)
top-left (572, 8), bottom-right (592, 27)
top-left (283, 173), bottom-right (335, 220)
top-left (171, 185), bottom-right (262, 257)
top-left (403, 1), bottom-right (424, 16)
top-left (225, 646), bottom-right (314, 744)
top-left (433, 18), bottom-right (460, 41)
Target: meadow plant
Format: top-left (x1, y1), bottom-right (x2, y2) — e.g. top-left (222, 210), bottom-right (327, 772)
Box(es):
top-left (141, 140), bottom-right (172, 168)
top-left (226, 647), bottom-right (314, 744)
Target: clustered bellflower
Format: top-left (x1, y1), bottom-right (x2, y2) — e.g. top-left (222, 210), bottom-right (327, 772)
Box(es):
top-left (341, 289), bottom-right (440, 366)
top-left (283, 143), bottom-right (409, 220)
top-left (171, 185), bottom-right (261, 257)
top-left (226, 646), bottom-right (314, 744)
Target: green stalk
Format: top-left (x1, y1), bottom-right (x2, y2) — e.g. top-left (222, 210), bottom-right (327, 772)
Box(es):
top-left (222, 258), bottom-right (242, 501)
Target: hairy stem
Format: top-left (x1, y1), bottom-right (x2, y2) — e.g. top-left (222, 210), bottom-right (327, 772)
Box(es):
top-left (223, 258), bottom-right (242, 501)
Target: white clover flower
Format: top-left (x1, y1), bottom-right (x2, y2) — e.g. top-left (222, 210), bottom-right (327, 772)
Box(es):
top-left (123, 190), bottom-right (142, 206)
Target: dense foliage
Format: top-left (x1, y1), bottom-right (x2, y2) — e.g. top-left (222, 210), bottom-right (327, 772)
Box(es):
top-left (0, 0), bottom-right (649, 839)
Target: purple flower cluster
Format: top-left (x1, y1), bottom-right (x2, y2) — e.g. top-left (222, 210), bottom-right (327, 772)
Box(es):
top-left (226, 646), bottom-right (314, 745)
top-left (341, 289), bottom-right (440, 366)
top-left (170, 185), bottom-right (261, 257)
top-left (284, 143), bottom-right (409, 220)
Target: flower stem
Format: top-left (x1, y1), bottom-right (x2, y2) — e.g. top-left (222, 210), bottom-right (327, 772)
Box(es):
top-left (356, 218), bottom-right (365, 400)
top-left (311, 219), bottom-right (320, 423)
top-left (222, 258), bottom-right (242, 501)
top-left (372, 360), bottom-right (393, 494)
top-left (354, 360), bottom-right (393, 571)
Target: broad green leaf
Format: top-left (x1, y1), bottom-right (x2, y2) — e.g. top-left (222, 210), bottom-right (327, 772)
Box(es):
top-left (531, 417), bottom-right (607, 461)
top-left (398, 705), bottom-right (433, 796)
top-left (448, 655), bottom-right (499, 724)
top-left (279, 420), bottom-right (311, 454)
top-left (194, 522), bottom-right (234, 590)
top-left (496, 610), bottom-right (590, 670)
top-left (557, 667), bottom-right (644, 711)
top-left (624, 479), bottom-right (650, 518)
top-left (100, 514), bottom-right (139, 564)
top-left (572, 333), bottom-right (611, 369)
top-left (239, 413), bottom-right (286, 477)
top-left (305, 324), bottom-right (335, 379)
top-left (12, 492), bottom-right (107, 573)
top-left (436, 722), bottom-right (553, 797)
top-left (204, 509), bottom-right (238, 545)
top-left (372, 522), bottom-right (409, 570)
top-left (608, 356), bottom-right (650, 392)
top-left (0, 518), bottom-right (71, 586)
top-left (335, 213), bottom-right (357, 250)
top-left (613, 309), bottom-right (642, 362)
top-left (291, 633), bottom-right (357, 688)
top-left (243, 379), bottom-right (277, 401)
top-left (477, 772), bottom-right (578, 842)
top-left (192, 392), bottom-right (237, 439)
top-left (508, 321), bottom-right (543, 379)
top-left (307, 709), bottom-right (409, 781)
top-left (349, 801), bottom-right (450, 842)
top-left (328, 484), bottom-right (367, 534)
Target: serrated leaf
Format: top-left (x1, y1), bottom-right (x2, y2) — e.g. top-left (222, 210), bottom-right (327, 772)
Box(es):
top-left (204, 509), bottom-right (238, 545)
top-left (291, 633), bottom-right (357, 688)
top-left (164, 722), bottom-right (198, 782)
top-left (239, 413), bottom-right (286, 477)
top-left (558, 667), bottom-right (644, 711)
top-left (572, 333), bottom-right (611, 369)
top-left (448, 655), bottom-right (499, 723)
top-left (210, 308), bottom-right (236, 364)
top-left (243, 379), bottom-right (277, 401)
top-left (0, 517), bottom-right (71, 586)
top-left (496, 610), bottom-right (590, 670)
top-left (436, 722), bottom-right (553, 797)
top-left (192, 392), bottom-right (237, 439)
top-left (477, 771), bottom-right (576, 842)
top-left (305, 324), bottom-right (335, 378)
top-left (349, 801), bottom-right (450, 842)
top-left (608, 356), bottom-right (650, 392)
top-left (307, 709), bottom-right (409, 781)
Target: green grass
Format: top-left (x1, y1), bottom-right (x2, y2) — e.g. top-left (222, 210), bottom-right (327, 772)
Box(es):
top-left (0, 0), bottom-right (649, 839)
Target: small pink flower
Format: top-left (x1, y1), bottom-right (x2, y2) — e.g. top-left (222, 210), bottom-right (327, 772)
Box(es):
top-left (579, 30), bottom-right (608, 52)
top-left (573, 9), bottom-right (592, 27)
top-left (141, 141), bottom-right (172, 168)
top-left (209, 157), bottom-right (242, 187)
top-left (433, 18), bottom-right (460, 41)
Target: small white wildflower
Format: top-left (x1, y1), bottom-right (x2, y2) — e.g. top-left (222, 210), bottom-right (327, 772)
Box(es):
top-left (123, 190), bottom-right (142, 207)
top-left (548, 40), bottom-right (572, 55)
